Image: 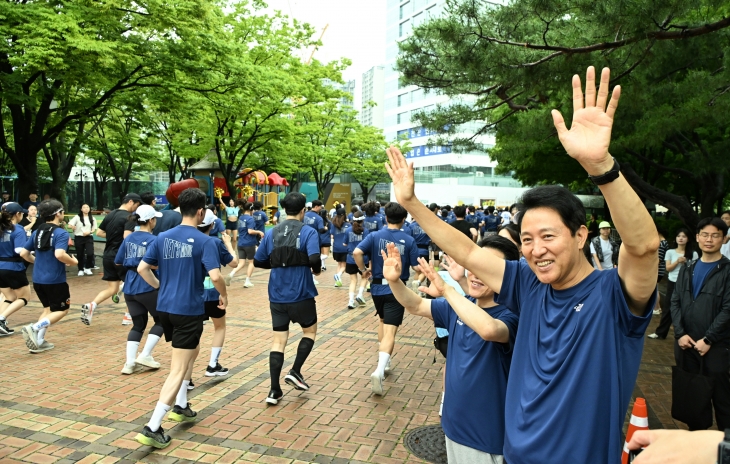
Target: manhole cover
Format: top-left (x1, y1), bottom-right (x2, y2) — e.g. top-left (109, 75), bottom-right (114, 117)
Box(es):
top-left (404, 424), bottom-right (447, 464)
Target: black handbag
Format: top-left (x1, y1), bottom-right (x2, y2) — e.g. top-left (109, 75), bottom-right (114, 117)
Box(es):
top-left (671, 350), bottom-right (715, 429)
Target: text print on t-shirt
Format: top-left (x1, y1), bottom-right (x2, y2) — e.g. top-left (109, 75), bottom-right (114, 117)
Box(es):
top-left (163, 238), bottom-right (193, 259)
top-left (378, 239), bottom-right (405, 255)
top-left (125, 241), bottom-right (148, 259)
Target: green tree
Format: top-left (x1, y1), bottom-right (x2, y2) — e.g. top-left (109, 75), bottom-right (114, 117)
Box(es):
top-left (396, 0), bottom-right (730, 228)
top-left (350, 136), bottom-right (409, 201)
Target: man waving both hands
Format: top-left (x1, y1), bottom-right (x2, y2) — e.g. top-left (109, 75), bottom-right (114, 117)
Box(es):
top-left (385, 67), bottom-right (660, 463)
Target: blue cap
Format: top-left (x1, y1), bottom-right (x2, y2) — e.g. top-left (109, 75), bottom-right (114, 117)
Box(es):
top-left (2, 202), bottom-right (28, 214)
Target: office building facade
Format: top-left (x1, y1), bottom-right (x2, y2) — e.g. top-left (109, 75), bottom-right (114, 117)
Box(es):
top-left (361, 66), bottom-right (385, 129)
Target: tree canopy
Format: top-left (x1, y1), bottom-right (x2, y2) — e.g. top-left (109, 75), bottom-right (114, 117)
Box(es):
top-left (396, 0), bottom-right (730, 229)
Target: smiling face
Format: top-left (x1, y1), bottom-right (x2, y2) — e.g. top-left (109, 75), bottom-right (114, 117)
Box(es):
top-left (520, 207), bottom-right (589, 289)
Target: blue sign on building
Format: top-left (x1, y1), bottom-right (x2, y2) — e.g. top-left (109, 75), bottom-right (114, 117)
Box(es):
top-left (154, 195), bottom-right (168, 205)
top-left (404, 145), bottom-right (453, 158)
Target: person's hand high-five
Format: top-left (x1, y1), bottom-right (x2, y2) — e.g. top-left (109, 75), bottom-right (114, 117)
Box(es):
top-left (417, 257), bottom-right (448, 298)
top-left (381, 243), bottom-right (403, 283)
top-left (385, 146), bottom-right (415, 204)
top-left (551, 66), bottom-right (621, 175)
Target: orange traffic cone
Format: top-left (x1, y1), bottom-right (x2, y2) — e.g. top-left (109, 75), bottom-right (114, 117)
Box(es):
top-left (622, 397), bottom-right (649, 464)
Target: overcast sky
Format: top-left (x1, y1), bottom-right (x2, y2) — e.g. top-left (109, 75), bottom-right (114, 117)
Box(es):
top-left (263, 0), bottom-right (388, 108)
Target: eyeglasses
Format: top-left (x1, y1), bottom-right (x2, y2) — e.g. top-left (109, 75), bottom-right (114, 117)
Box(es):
top-left (698, 232), bottom-right (723, 240)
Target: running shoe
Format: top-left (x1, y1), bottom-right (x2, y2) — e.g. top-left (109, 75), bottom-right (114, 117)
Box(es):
top-left (348, 302), bottom-right (356, 310)
top-left (284, 370), bottom-right (309, 391)
top-left (84, 269), bottom-right (93, 275)
top-left (135, 425), bottom-right (171, 449)
top-left (265, 389), bottom-right (283, 405)
top-left (121, 363), bottom-right (136, 375)
top-left (321, 264), bottom-right (326, 271)
top-left (30, 341), bottom-right (54, 353)
top-left (652, 309), bottom-right (662, 315)
top-left (187, 380), bottom-right (195, 390)
top-left (356, 296), bottom-right (366, 306)
top-left (243, 280), bottom-right (254, 288)
top-left (80, 302), bottom-right (95, 326)
top-left (21, 324), bottom-right (40, 350)
top-left (205, 363), bottom-right (229, 377)
top-left (168, 403), bottom-right (197, 423)
top-left (334, 274), bottom-right (342, 287)
top-left (78, 271), bottom-right (84, 277)
top-left (647, 333), bottom-right (664, 339)
top-left (370, 372), bottom-right (385, 396)
top-left (224, 274), bottom-right (232, 287)
top-left (313, 278), bottom-right (319, 285)
top-left (0, 319), bottom-right (13, 336)
top-left (122, 313), bottom-right (133, 325)
top-left (135, 354), bottom-right (161, 369)
top-left (93, 265), bottom-right (100, 270)
top-left (112, 282), bottom-right (124, 304)
top-left (384, 359), bottom-right (392, 376)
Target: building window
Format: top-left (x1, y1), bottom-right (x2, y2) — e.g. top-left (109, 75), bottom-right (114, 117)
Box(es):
top-left (399, 20), bottom-right (411, 37)
top-left (397, 112), bottom-right (410, 124)
top-left (400, 1), bottom-right (410, 19)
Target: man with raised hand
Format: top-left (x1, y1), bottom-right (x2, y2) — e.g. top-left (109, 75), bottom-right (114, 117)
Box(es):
top-left (385, 66), bottom-right (659, 464)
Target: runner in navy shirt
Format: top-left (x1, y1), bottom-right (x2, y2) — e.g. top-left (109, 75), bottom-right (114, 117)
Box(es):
top-left (407, 218), bottom-right (432, 292)
top-left (19, 200), bottom-right (78, 353)
top-left (252, 201), bottom-right (269, 241)
top-left (254, 192), bottom-right (322, 405)
top-left (384, 236), bottom-right (520, 461)
top-left (385, 67), bottom-right (660, 464)
top-left (228, 202), bottom-right (263, 288)
top-left (343, 212), bottom-right (369, 309)
top-left (0, 202), bottom-right (31, 335)
top-left (354, 202), bottom-right (419, 396)
top-left (363, 201), bottom-right (385, 232)
top-left (114, 205), bottom-right (164, 375)
top-left (330, 209), bottom-right (350, 287)
top-left (135, 188), bottom-right (227, 449)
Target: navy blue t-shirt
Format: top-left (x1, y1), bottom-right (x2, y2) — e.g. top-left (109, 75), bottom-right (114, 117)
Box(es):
top-left (114, 231), bottom-right (158, 295)
top-left (24, 227), bottom-right (69, 285)
top-left (253, 210), bottom-right (268, 233)
top-left (363, 215), bottom-right (384, 233)
top-left (303, 211), bottom-right (324, 233)
top-left (0, 224), bottom-right (27, 272)
top-left (495, 260), bottom-right (654, 464)
top-left (319, 222), bottom-right (331, 246)
top-left (204, 239), bottom-right (234, 302)
top-left (356, 228), bottom-right (418, 296)
top-left (237, 215), bottom-right (258, 247)
top-left (344, 229), bottom-right (369, 265)
top-left (210, 217), bottom-right (226, 237)
top-left (332, 223), bottom-right (351, 254)
top-left (142, 225), bottom-right (220, 316)
top-left (407, 220), bottom-right (431, 257)
top-left (254, 223), bottom-right (320, 304)
top-left (692, 260), bottom-right (717, 299)
top-left (431, 297), bottom-right (518, 454)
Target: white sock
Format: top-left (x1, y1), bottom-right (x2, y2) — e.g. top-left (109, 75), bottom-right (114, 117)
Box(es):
top-left (348, 292), bottom-right (355, 301)
top-left (375, 352), bottom-right (390, 377)
top-left (210, 347), bottom-right (222, 368)
top-left (229, 269), bottom-right (237, 277)
top-left (357, 288), bottom-right (365, 298)
top-left (140, 334), bottom-right (161, 357)
top-left (37, 327), bottom-right (47, 345)
top-left (33, 318), bottom-right (50, 330)
top-left (147, 402), bottom-right (171, 432)
top-left (126, 341), bottom-right (140, 365)
top-left (245, 276), bottom-right (251, 283)
top-left (321, 255), bottom-right (328, 265)
top-left (175, 380), bottom-right (189, 407)
top-left (0, 315), bottom-right (6, 321)
top-left (118, 282), bottom-right (124, 293)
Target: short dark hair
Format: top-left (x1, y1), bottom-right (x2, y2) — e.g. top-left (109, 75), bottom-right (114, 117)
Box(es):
top-left (384, 202), bottom-right (408, 224)
top-left (722, 210), bottom-right (730, 217)
top-left (363, 202), bottom-right (378, 217)
top-left (311, 200), bottom-right (323, 207)
top-left (281, 192), bottom-right (306, 215)
top-left (253, 201), bottom-right (263, 210)
top-left (478, 235), bottom-right (520, 261)
top-left (453, 206), bottom-right (466, 218)
top-left (207, 204), bottom-right (216, 212)
top-left (178, 188), bottom-right (206, 218)
top-left (38, 199), bottom-right (64, 222)
top-left (519, 185), bottom-right (585, 236)
top-left (697, 217), bottom-right (729, 236)
top-left (428, 203), bottom-right (440, 212)
top-left (487, 206), bottom-right (495, 214)
top-left (140, 192), bottom-right (156, 205)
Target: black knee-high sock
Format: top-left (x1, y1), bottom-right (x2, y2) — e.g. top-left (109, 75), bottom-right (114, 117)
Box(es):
top-left (270, 351), bottom-right (284, 391)
top-left (292, 337), bottom-right (315, 375)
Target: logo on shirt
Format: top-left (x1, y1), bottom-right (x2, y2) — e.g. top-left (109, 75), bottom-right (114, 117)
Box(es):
top-left (399, 239), bottom-right (405, 243)
top-left (574, 303), bottom-right (584, 312)
top-left (125, 242), bottom-right (147, 259)
top-left (187, 238), bottom-right (194, 243)
top-left (456, 317), bottom-right (464, 326)
top-left (378, 239), bottom-right (405, 255)
top-left (163, 238), bottom-right (193, 259)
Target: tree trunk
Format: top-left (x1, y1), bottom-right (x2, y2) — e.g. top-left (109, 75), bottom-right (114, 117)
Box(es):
top-left (12, 147), bottom-right (40, 204)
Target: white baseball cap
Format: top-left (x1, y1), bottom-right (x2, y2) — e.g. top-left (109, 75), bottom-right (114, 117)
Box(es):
top-left (199, 209), bottom-right (217, 228)
top-left (137, 204), bottom-right (162, 222)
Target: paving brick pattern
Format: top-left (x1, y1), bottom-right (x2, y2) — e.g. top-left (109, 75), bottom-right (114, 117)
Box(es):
top-left (0, 263), bottom-right (686, 463)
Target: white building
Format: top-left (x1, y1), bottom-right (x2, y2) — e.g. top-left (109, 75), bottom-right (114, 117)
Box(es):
top-left (361, 66), bottom-right (385, 129)
top-left (383, 0), bottom-right (528, 207)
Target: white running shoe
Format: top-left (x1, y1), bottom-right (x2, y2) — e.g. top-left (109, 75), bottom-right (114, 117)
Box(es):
top-left (84, 269), bottom-right (93, 275)
top-left (313, 279), bottom-right (319, 285)
top-left (224, 274), bottom-right (232, 286)
top-left (30, 341), bottom-right (54, 353)
top-left (370, 372), bottom-right (385, 396)
top-left (122, 313), bottom-right (133, 325)
top-left (384, 359), bottom-right (392, 376)
top-left (81, 303), bottom-right (95, 326)
top-left (78, 271), bottom-right (85, 277)
top-left (135, 354), bottom-right (161, 369)
top-left (356, 296), bottom-right (366, 306)
top-left (21, 324), bottom-right (40, 350)
top-left (243, 280), bottom-right (254, 288)
top-left (121, 363), bottom-right (136, 375)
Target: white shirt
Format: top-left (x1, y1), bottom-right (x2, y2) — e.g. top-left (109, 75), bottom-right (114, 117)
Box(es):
top-left (665, 248), bottom-right (699, 282)
top-left (501, 211), bottom-right (511, 225)
top-left (68, 215), bottom-right (96, 237)
top-left (722, 231), bottom-right (730, 260)
top-left (590, 238), bottom-right (614, 270)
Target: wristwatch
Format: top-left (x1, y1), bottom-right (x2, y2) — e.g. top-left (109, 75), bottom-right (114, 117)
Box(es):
top-left (359, 267), bottom-right (368, 274)
top-left (718, 429), bottom-right (730, 464)
top-left (588, 157), bottom-right (621, 185)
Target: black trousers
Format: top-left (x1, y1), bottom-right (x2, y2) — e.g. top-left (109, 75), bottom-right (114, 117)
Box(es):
top-left (74, 235), bottom-right (95, 271)
top-left (675, 342), bottom-right (730, 430)
top-left (655, 280), bottom-right (676, 338)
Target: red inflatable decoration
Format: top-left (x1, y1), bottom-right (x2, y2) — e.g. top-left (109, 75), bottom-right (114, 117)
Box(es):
top-left (165, 178), bottom-right (199, 207)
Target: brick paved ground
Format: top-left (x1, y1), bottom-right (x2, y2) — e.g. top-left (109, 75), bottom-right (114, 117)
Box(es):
top-left (0, 261), bottom-right (688, 463)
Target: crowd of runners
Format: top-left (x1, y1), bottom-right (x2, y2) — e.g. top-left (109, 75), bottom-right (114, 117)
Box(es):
top-left (0, 67), bottom-right (725, 463)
